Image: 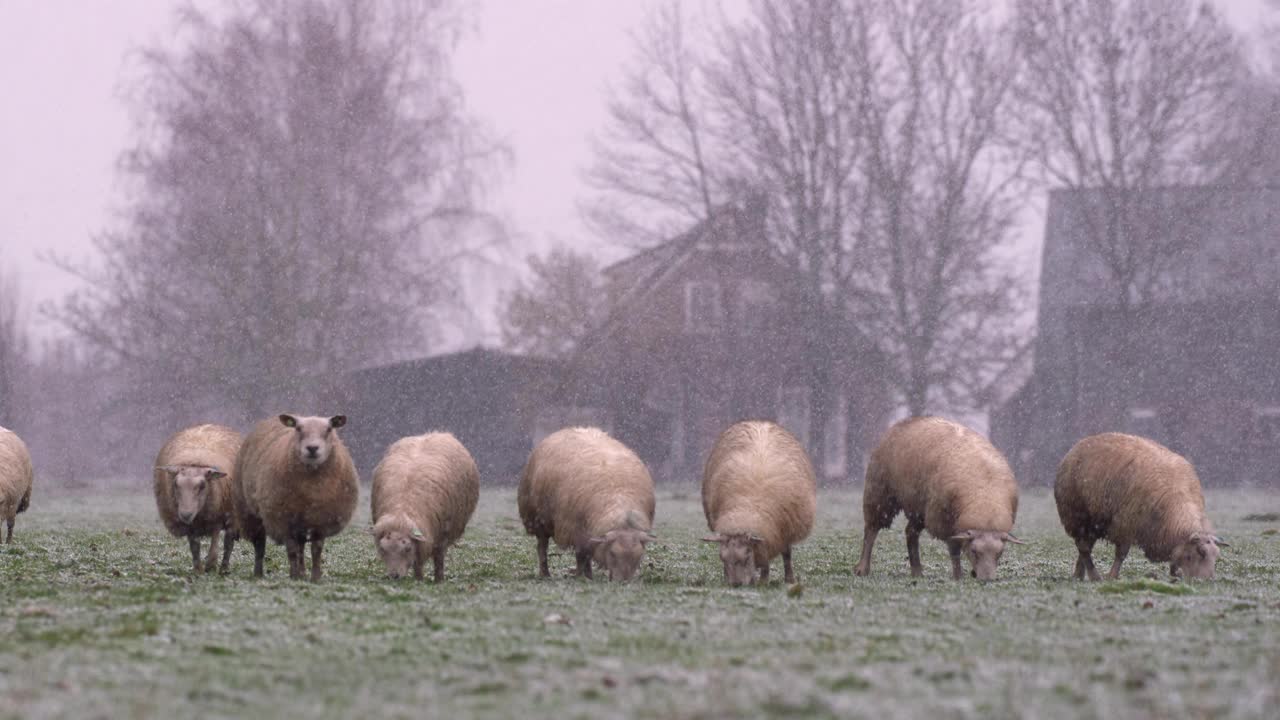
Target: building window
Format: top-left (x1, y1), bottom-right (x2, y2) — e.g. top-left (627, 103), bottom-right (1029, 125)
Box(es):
top-left (777, 385), bottom-right (811, 449)
top-left (823, 394), bottom-right (848, 479)
top-left (1126, 407), bottom-right (1165, 443)
top-left (1254, 407), bottom-right (1280, 445)
top-left (684, 281), bottom-right (722, 333)
top-left (737, 280), bottom-right (774, 332)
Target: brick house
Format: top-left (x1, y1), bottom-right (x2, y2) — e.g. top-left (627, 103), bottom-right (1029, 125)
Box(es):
top-left (557, 203), bottom-right (895, 484)
top-left (991, 186), bottom-right (1280, 486)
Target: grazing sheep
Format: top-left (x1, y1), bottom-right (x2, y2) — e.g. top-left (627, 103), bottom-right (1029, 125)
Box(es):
top-left (518, 427), bottom-right (656, 581)
top-left (153, 424), bottom-right (242, 573)
top-left (0, 425), bottom-right (33, 544)
top-left (701, 420), bottom-right (816, 586)
top-left (371, 432), bottom-right (480, 582)
top-left (232, 414), bottom-right (358, 582)
top-left (854, 416), bottom-right (1023, 581)
top-left (1054, 432), bottom-right (1225, 581)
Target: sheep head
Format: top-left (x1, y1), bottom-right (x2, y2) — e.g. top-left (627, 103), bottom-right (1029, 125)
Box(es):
top-left (372, 516), bottom-right (427, 580)
top-left (702, 532), bottom-right (764, 587)
top-left (279, 414), bottom-right (347, 470)
top-left (951, 530), bottom-right (1024, 581)
top-left (588, 527), bottom-right (654, 582)
top-left (1170, 532), bottom-right (1224, 579)
top-left (158, 465), bottom-right (225, 525)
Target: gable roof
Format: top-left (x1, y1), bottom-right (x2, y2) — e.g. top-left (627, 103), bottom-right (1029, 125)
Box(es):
top-left (579, 203), bottom-right (773, 357)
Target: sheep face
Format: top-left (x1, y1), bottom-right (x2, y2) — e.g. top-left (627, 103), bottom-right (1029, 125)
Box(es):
top-left (373, 527), bottom-right (422, 579)
top-left (279, 414), bottom-right (347, 470)
top-left (702, 533), bottom-right (763, 586)
top-left (161, 466), bottom-right (225, 525)
top-left (1170, 533), bottom-right (1222, 579)
top-left (588, 528), bottom-right (652, 581)
top-left (952, 530), bottom-right (1023, 581)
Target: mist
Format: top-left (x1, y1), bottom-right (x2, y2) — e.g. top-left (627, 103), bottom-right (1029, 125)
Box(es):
top-left (1, 0), bottom-right (1277, 490)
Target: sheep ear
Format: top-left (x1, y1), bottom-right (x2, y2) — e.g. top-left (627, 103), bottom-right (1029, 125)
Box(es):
top-left (950, 530), bottom-right (975, 542)
top-left (155, 465), bottom-right (177, 477)
top-left (410, 528), bottom-right (427, 543)
top-left (747, 534), bottom-right (765, 545)
top-left (1003, 533), bottom-right (1026, 545)
top-left (279, 414), bottom-right (298, 428)
top-left (329, 415), bottom-right (347, 429)
top-left (205, 469), bottom-right (227, 481)
top-left (587, 535), bottom-right (609, 549)
top-left (701, 534), bottom-right (724, 543)
top-left (1212, 536), bottom-right (1230, 547)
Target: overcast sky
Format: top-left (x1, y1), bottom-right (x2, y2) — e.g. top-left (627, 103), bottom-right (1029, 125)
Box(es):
top-left (0, 0), bottom-right (1268, 346)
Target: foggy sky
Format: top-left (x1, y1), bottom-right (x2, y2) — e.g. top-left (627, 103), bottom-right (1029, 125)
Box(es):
top-left (0, 0), bottom-right (1267, 346)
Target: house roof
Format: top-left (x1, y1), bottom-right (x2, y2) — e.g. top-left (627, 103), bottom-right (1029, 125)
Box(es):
top-left (349, 345), bottom-right (561, 392)
top-left (576, 203), bottom-right (774, 358)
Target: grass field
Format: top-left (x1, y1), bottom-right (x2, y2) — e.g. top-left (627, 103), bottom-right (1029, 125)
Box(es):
top-left (1, 485), bottom-right (1278, 720)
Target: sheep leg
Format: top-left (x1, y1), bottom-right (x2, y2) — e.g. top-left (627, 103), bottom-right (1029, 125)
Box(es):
top-left (757, 561), bottom-right (770, 584)
top-left (413, 551), bottom-right (426, 582)
top-left (309, 536), bottom-right (324, 583)
top-left (1074, 538), bottom-right (1101, 581)
top-left (905, 524), bottom-right (924, 577)
top-left (783, 548), bottom-right (795, 584)
top-left (203, 529), bottom-right (221, 573)
top-left (853, 526), bottom-right (881, 577)
top-left (432, 545), bottom-right (446, 583)
top-left (1106, 543), bottom-right (1129, 580)
top-left (947, 540), bottom-right (964, 581)
top-left (285, 538), bottom-right (305, 580)
top-left (252, 534), bottom-right (267, 578)
top-left (220, 531), bottom-right (235, 574)
top-left (537, 535), bottom-right (551, 578)
top-left (575, 548), bottom-right (594, 579)
top-left (188, 536), bottom-right (203, 573)
top-left (4, 517), bottom-right (13, 543)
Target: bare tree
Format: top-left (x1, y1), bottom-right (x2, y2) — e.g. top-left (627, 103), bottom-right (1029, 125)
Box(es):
top-left (1012, 0), bottom-right (1246, 312)
top-left (0, 270), bottom-right (29, 428)
top-left (590, 0), bottom-right (1028, 423)
top-left (852, 0), bottom-right (1028, 415)
top-left (499, 246), bottom-right (606, 359)
top-left (591, 0), bottom-right (874, 457)
top-left (49, 0), bottom-right (499, 427)
top-left (586, 1), bottom-right (721, 247)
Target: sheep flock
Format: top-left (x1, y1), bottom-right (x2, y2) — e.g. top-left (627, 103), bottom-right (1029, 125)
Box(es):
top-left (1, 416), bottom-right (1237, 586)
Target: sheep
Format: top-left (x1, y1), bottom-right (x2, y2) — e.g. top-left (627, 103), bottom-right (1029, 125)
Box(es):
top-left (1054, 432), bottom-right (1225, 581)
top-left (153, 424), bottom-right (242, 573)
top-left (518, 426), bottom-right (656, 581)
top-left (701, 420), bottom-right (816, 586)
top-left (370, 432), bottom-right (480, 582)
top-left (0, 425), bottom-right (33, 544)
top-left (853, 416), bottom-right (1023, 581)
top-left (232, 414), bottom-right (358, 582)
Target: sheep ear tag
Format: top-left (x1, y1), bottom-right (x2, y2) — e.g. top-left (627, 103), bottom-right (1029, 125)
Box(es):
top-left (411, 528), bottom-right (426, 542)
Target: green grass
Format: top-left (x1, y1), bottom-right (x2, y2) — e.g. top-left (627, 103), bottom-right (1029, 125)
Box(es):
top-left (2, 486), bottom-right (1278, 719)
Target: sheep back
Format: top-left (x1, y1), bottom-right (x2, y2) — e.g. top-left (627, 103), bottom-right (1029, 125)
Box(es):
top-left (0, 426), bottom-right (33, 523)
top-left (233, 418), bottom-right (358, 544)
top-left (153, 424), bottom-right (242, 538)
top-left (371, 432), bottom-right (480, 549)
top-left (702, 420), bottom-right (816, 563)
top-left (518, 426), bottom-right (655, 550)
top-left (1054, 432), bottom-right (1211, 562)
top-left (864, 416), bottom-right (1018, 539)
